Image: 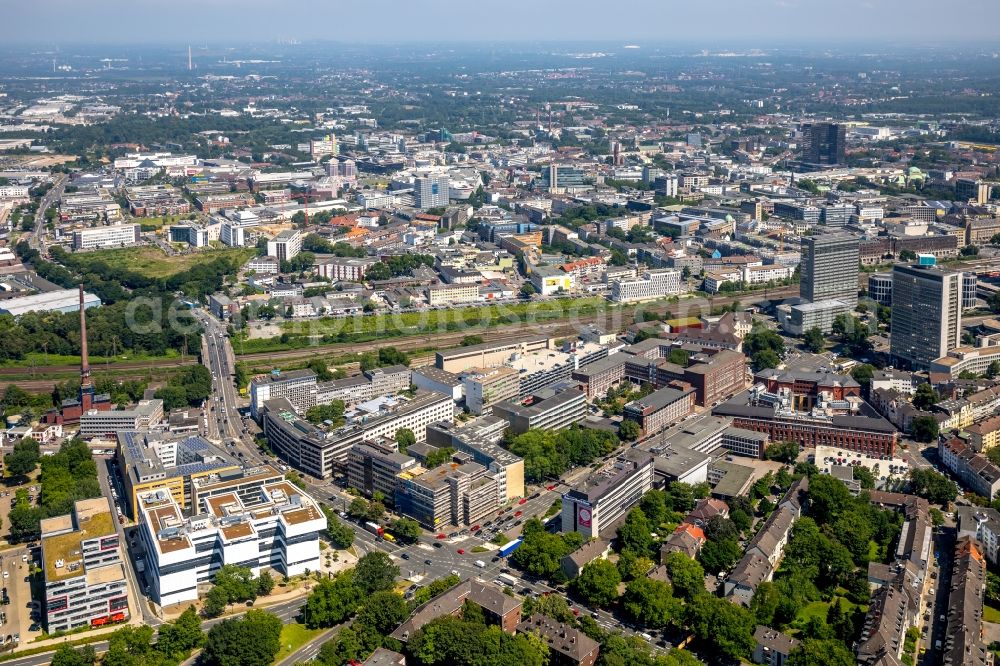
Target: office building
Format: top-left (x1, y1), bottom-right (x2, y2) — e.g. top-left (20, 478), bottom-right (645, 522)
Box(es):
top-left (571, 353), bottom-right (627, 400)
top-left (800, 233), bottom-right (859, 307)
top-left (801, 122), bottom-right (846, 165)
top-left (611, 269), bottom-right (683, 303)
top-left (868, 273), bottom-right (892, 306)
top-left (79, 399), bottom-right (164, 439)
top-left (776, 298), bottom-right (853, 336)
top-left (116, 431), bottom-right (246, 519)
top-left (964, 273), bottom-right (978, 310)
top-left (414, 173), bottom-right (449, 210)
top-left (561, 450), bottom-right (654, 539)
top-left (427, 283), bottom-right (479, 306)
top-left (426, 416), bottom-right (525, 501)
top-left (266, 229), bottom-right (302, 263)
top-left (623, 387), bottom-right (695, 437)
top-left (42, 498), bottom-right (129, 633)
top-left (135, 479), bottom-right (325, 606)
top-left (395, 459), bottom-right (503, 529)
top-left (891, 262), bottom-right (964, 370)
top-left (72, 224), bottom-right (141, 250)
top-left (435, 334), bottom-right (551, 373)
top-left (721, 426), bottom-right (770, 459)
top-left (411, 367), bottom-right (464, 402)
top-left (261, 391), bottom-right (453, 479)
top-left (955, 178), bottom-right (992, 205)
top-left (462, 367), bottom-right (520, 415)
top-left (347, 442), bottom-right (419, 498)
top-left (492, 387), bottom-right (587, 435)
top-left (250, 369), bottom-right (318, 419)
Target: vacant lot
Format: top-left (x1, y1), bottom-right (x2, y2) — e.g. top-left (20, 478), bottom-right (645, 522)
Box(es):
top-left (72, 246), bottom-right (257, 279)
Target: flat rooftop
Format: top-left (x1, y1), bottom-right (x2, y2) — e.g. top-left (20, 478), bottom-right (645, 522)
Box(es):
top-left (43, 498), bottom-right (117, 582)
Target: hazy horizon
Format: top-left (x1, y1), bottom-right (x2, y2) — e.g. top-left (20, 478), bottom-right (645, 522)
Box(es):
top-left (8, 0), bottom-right (1000, 45)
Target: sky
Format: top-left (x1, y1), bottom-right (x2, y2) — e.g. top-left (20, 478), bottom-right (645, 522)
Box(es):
top-left (7, 0), bottom-right (1000, 45)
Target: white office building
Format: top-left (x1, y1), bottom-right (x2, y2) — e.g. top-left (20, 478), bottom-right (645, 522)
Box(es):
top-left (72, 224), bottom-right (141, 250)
top-left (267, 229), bottom-right (302, 263)
top-left (414, 173), bottom-right (449, 210)
top-left (611, 269), bottom-right (683, 303)
top-left (561, 450), bottom-right (654, 539)
top-left (136, 479), bottom-right (325, 606)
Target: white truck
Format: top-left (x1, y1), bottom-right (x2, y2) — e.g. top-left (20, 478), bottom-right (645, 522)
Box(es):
top-left (474, 560), bottom-right (486, 568)
top-left (496, 573), bottom-right (518, 587)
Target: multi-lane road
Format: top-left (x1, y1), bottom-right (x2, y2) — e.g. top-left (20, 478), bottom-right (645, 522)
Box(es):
top-left (27, 174), bottom-right (67, 253)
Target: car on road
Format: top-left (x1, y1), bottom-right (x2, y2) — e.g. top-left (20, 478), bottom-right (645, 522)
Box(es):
top-left (401, 553), bottom-right (409, 560)
top-left (456, 549), bottom-right (465, 555)
top-left (436, 533), bottom-right (447, 539)
top-left (518, 498), bottom-right (527, 505)
top-left (424, 559), bottom-right (432, 565)
top-left (433, 542), bottom-right (443, 549)
top-left (514, 511), bottom-right (523, 517)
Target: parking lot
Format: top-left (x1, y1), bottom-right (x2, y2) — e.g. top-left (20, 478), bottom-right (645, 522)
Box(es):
top-left (815, 444), bottom-right (909, 486)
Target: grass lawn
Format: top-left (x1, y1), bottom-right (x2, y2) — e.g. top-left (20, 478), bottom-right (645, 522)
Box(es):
top-left (273, 622), bottom-right (324, 663)
top-left (71, 246), bottom-right (256, 279)
top-left (794, 596), bottom-right (867, 632)
top-left (0, 349), bottom-right (182, 369)
top-left (984, 603), bottom-right (1000, 623)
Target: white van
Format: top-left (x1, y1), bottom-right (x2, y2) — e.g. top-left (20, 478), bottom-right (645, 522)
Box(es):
top-left (474, 560), bottom-right (486, 568)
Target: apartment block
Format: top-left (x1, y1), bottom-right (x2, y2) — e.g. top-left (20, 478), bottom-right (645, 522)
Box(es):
top-left (315, 256), bottom-right (380, 282)
top-left (939, 437), bottom-right (1000, 501)
top-left (42, 498), bottom-right (129, 633)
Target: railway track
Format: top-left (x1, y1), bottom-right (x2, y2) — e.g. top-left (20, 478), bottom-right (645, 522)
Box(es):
top-left (4, 289), bottom-right (789, 390)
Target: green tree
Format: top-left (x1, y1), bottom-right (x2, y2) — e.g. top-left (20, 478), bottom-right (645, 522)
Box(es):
top-left (461, 335), bottom-right (484, 346)
top-left (353, 551), bottom-right (400, 595)
top-left (570, 559), bottom-right (621, 608)
top-left (324, 508), bottom-right (355, 549)
top-left (912, 382), bottom-right (939, 410)
top-left (663, 552), bottom-right (706, 600)
top-left (304, 572), bottom-right (363, 629)
top-left (617, 507), bottom-right (654, 557)
top-left (202, 609), bottom-right (282, 666)
top-left (202, 586), bottom-right (229, 618)
top-left (156, 606), bottom-right (204, 657)
top-left (751, 348), bottom-right (781, 371)
top-left (520, 283), bottom-right (536, 297)
top-left (910, 415), bottom-right (940, 443)
top-left (618, 419), bottom-right (642, 442)
top-left (851, 363), bottom-right (876, 389)
top-left (51, 645), bottom-right (97, 666)
top-left (621, 577), bottom-right (683, 628)
top-left (909, 468), bottom-right (958, 504)
top-left (787, 638), bottom-right (856, 666)
top-left (686, 594), bottom-right (756, 660)
top-left (391, 517), bottom-right (422, 544)
top-left (698, 538), bottom-right (741, 573)
top-left (638, 490), bottom-right (668, 528)
top-left (5, 438), bottom-right (40, 477)
top-left (395, 428), bottom-right (416, 452)
top-left (355, 590), bottom-right (409, 635)
top-left (765, 440), bottom-right (799, 463)
top-left (256, 572), bottom-right (275, 596)
top-left (802, 327), bottom-right (825, 353)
